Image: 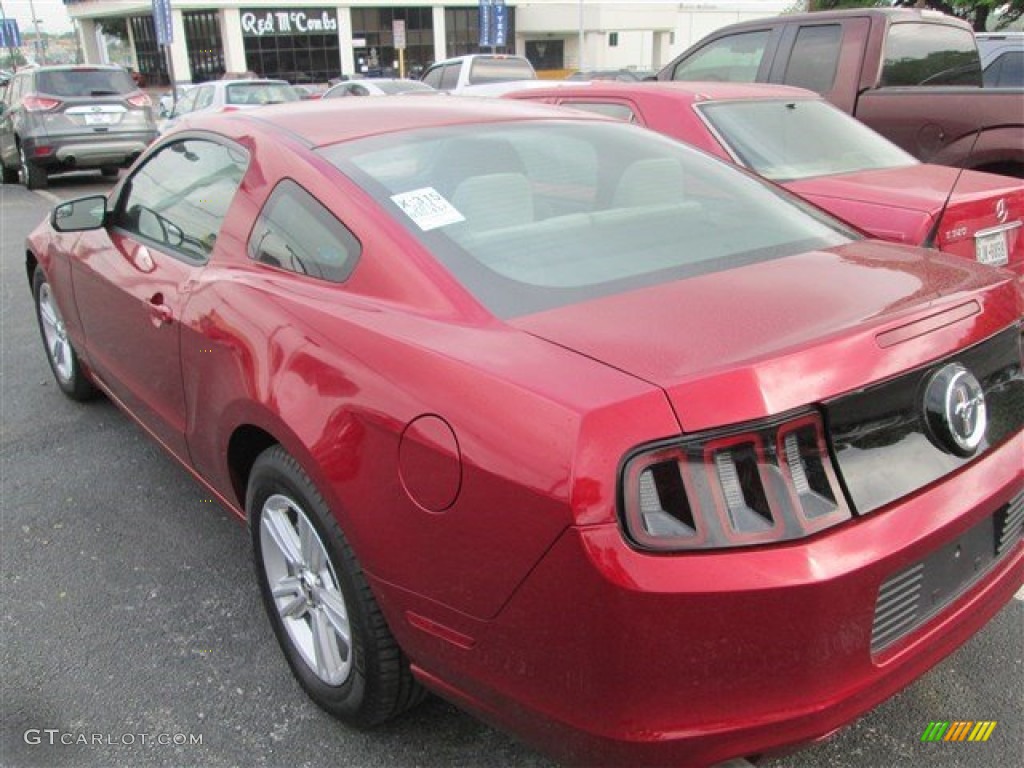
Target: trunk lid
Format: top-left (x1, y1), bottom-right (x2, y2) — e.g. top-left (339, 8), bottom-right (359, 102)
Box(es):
top-left (512, 241), bottom-right (1020, 433)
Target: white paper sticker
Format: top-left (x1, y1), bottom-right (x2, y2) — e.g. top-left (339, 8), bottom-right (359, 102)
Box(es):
top-left (391, 187), bottom-right (465, 232)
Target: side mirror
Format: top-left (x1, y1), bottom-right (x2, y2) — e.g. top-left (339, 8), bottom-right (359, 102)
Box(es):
top-left (52, 195), bottom-right (107, 232)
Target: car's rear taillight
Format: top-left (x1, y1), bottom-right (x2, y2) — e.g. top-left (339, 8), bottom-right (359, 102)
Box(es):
top-left (23, 94), bottom-right (62, 112)
top-left (621, 411), bottom-right (851, 551)
top-left (126, 92), bottom-right (152, 108)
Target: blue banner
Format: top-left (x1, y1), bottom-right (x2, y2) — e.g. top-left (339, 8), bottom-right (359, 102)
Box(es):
top-left (493, 0), bottom-right (507, 48)
top-left (153, 0), bottom-right (173, 46)
top-left (0, 18), bottom-right (22, 48)
top-left (478, 0), bottom-right (492, 48)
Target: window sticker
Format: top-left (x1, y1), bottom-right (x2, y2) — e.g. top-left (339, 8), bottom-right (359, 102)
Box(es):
top-left (391, 187), bottom-right (465, 231)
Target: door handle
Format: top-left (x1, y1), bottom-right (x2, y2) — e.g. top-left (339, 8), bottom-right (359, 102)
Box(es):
top-left (148, 293), bottom-right (173, 326)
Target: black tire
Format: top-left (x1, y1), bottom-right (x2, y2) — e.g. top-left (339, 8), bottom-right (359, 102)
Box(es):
top-left (100, 166), bottom-right (120, 178)
top-left (248, 445), bottom-right (425, 727)
top-left (32, 267), bottom-right (98, 401)
top-left (19, 144), bottom-right (48, 190)
top-left (1, 158), bottom-right (18, 184)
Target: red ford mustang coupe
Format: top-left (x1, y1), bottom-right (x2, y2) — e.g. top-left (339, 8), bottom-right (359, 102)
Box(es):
top-left (505, 81), bottom-right (1024, 281)
top-left (27, 98), bottom-right (1023, 766)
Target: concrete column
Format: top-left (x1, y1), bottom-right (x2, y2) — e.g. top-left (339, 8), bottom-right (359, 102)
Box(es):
top-left (94, 21), bottom-right (109, 64)
top-left (221, 8), bottom-right (247, 73)
top-left (169, 8), bottom-right (192, 83)
top-left (338, 6), bottom-right (355, 78)
top-left (432, 5), bottom-right (446, 62)
top-left (125, 18), bottom-right (139, 69)
top-left (77, 18), bottom-right (102, 65)
top-left (651, 30), bottom-right (664, 70)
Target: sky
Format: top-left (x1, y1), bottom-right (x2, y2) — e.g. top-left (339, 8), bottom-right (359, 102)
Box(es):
top-left (0, 0), bottom-right (75, 35)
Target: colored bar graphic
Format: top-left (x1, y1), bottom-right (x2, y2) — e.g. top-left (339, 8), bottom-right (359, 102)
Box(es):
top-left (921, 721), bottom-right (996, 742)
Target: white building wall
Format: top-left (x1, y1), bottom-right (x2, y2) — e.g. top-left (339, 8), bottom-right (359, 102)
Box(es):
top-left (65, 1), bottom-right (791, 76)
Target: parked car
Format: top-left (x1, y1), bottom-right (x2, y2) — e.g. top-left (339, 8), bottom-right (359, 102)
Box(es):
top-left (27, 97), bottom-right (1023, 767)
top-left (657, 8), bottom-right (1024, 177)
top-left (506, 81), bottom-right (1023, 279)
top-left (160, 78), bottom-right (301, 132)
top-left (420, 54), bottom-right (536, 92)
top-left (976, 31), bottom-right (1024, 87)
top-left (0, 64), bottom-right (157, 189)
top-left (322, 78), bottom-right (435, 98)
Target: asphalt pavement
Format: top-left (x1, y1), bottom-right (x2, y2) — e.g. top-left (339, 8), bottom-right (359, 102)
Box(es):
top-left (1, 174), bottom-right (1021, 768)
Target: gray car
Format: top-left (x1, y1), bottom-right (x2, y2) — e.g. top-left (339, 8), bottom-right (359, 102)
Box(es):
top-left (0, 65), bottom-right (157, 190)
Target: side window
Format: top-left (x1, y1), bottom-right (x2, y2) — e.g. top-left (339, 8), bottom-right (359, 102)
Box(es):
top-left (671, 31), bottom-right (770, 83)
top-left (248, 179), bottom-right (361, 282)
top-left (194, 85), bottom-right (215, 110)
top-left (783, 25), bottom-right (842, 93)
top-left (116, 138), bottom-right (249, 262)
top-left (561, 101), bottom-right (636, 122)
top-left (881, 23), bottom-right (981, 86)
top-left (422, 66), bottom-right (443, 89)
top-left (174, 87), bottom-right (200, 115)
top-left (440, 62), bottom-right (463, 90)
top-left (984, 50), bottom-right (1024, 87)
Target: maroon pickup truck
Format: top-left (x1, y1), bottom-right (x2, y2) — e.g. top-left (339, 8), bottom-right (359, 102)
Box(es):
top-left (657, 8), bottom-right (1024, 177)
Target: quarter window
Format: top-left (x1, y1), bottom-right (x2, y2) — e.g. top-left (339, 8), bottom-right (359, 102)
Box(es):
top-left (116, 138), bottom-right (249, 262)
top-left (881, 23), bottom-right (981, 86)
top-left (783, 25), bottom-right (841, 93)
top-left (248, 179), bottom-right (361, 282)
top-left (671, 31), bottom-right (769, 83)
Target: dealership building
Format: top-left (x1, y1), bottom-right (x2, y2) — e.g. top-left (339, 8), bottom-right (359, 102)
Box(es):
top-left (63, 0), bottom-right (787, 84)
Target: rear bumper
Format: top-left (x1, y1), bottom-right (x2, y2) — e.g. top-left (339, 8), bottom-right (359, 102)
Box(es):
top-left (22, 132), bottom-right (156, 170)
top-left (410, 433), bottom-right (1023, 766)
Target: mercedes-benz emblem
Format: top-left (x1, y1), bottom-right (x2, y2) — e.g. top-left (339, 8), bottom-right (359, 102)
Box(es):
top-left (922, 363), bottom-right (987, 457)
top-left (995, 198), bottom-right (1008, 224)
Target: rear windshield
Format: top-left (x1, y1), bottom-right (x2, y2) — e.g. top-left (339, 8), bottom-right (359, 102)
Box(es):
top-left (375, 80), bottom-right (434, 94)
top-left (699, 99), bottom-right (917, 180)
top-left (320, 121), bottom-right (853, 318)
top-left (225, 82), bottom-right (300, 105)
top-left (467, 58), bottom-right (536, 85)
top-left (881, 23), bottom-right (982, 86)
top-left (36, 68), bottom-right (136, 97)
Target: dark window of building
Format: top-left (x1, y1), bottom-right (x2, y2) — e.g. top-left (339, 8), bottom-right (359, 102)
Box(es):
top-left (249, 180), bottom-right (361, 282)
top-left (783, 24), bottom-right (841, 94)
top-left (130, 15), bottom-right (169, 86)
top-left (609, 32), bottom-right (619, 48)
top-left (244, 8), bottom-right (342, 81)
top-left (525, 40), bottom-right (563, 70)
top-left (183, 11), bottom-right (226, 83)
top-left (444, 6), bottom-right (516, 58)
top-left (351, 6), bottom-right (434, 78)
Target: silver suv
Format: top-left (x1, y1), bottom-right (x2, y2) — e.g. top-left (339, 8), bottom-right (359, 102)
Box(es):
top-left (0, 65), bottom-right (158, 190)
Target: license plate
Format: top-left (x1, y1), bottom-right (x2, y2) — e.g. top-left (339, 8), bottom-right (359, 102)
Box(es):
top-left (975, 229), bottom-right (1008, 267)
top-left (84, 113), bottom-right (117, 125)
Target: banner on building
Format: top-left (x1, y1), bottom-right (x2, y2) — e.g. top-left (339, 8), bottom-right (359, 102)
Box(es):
top-left (493, 0), bottom-right (507, 47)
top-left (0, 18), bottom-right (22, 48)
top-left (152, 0), bottom-right (173, 46)
top-left (479, 0), bottom-right (493, 48)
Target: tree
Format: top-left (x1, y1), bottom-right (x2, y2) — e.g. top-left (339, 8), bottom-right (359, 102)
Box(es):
top-left (809, 1), bottom-right (1024, 30)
